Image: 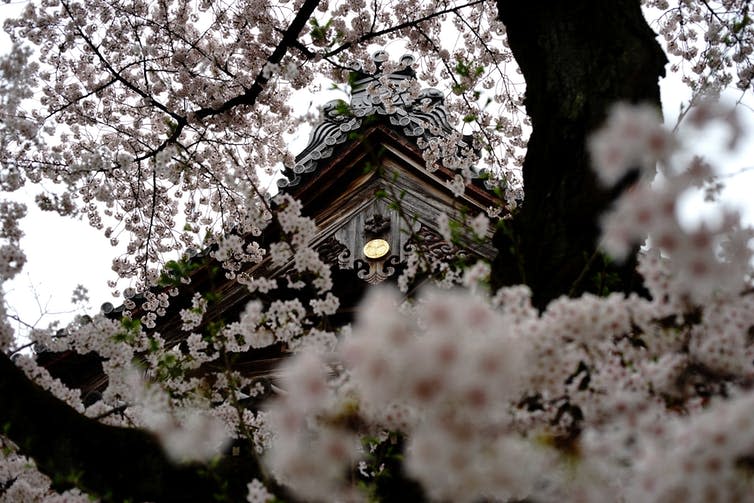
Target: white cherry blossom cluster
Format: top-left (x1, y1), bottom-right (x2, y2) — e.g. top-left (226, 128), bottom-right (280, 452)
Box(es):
top-left (0, 438), bottom-right (91, 503)
top-left (232, 300), bottom-right (274, 350)
top-left (265, 268), bottom-right (754, 502)
top-left (268, 194), bottom-right (333, 294)
top-left (19, 312), bottom-right (233, 460)
top-left (396, 248), bottom-right (463, 293)
top-left (437, 211), bottom-right (490, 243)
top-left (588, 103), bottom-right (674, 186)
top-left (630, 392), bottom-right (754, 502)
top-left (238, 275), bottom-right (278, 294)
top-left (0, 201), bottom-right (26, 352)
top-left (246, 478), bottom-right (274, 503)
top-left (211, 235), bottom-right (267, 278)
top-left (206, 402), bottom-right (273, 456)
top-left (264, 299), bottom-right (308, 344)
top-left (309, 291), bottom-right (340, 317)
top-left (180, 292), bottom-right (208, 331)
top-left (120, 368), bottom-right (231, 463)
top-left (6, 1), bottom-right (754, 500)
top-left (0, 44), bottom-right (41, 169)
top-left (143, 407), bottom-right (231, 464)
top-left (398, 211), bottom-right (493, 293)
top-left (229, 294), bottom-right (338, 352)
top-left (265, 288), bottom-right (553, 501)
top-left (0, 201), bottom-right (26, 282)
top-left (0, 292), bottom-right (13, 353)
top-left (12, 354), bottom-right (85, 413)
top-left (345, 288), bottom-right (547, 501)
top-left (592, 103), bottom-right (753, 304)
top-left (264, 351), bottom-right (362, 502)
top-left (644, 0), bottom-right (754, 93)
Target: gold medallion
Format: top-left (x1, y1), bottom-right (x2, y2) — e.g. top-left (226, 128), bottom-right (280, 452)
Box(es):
top-left (363, 238), bottom-right (390, 259)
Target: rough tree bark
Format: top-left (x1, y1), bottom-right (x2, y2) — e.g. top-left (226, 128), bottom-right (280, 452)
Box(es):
top-left (492, 0), bottom-right (668, 308)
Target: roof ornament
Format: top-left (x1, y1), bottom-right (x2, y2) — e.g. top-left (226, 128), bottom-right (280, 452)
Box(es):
top-left (280, 51), bottom-right (468, 190)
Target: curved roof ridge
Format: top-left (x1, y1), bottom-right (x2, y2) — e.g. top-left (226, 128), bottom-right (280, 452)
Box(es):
top-left (280, 51), bottom-right (474, 190)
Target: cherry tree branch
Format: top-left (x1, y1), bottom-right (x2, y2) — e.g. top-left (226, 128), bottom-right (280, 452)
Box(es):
top-left (193, 0), bottom-right (322, 120)
top-left (60, 2), bottom-right (181, 122)
top-left (319, 0), bottom-right (486, 59)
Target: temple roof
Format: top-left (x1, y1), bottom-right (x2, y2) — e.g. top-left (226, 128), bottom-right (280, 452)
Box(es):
top-left (279, 51), bottom-right (476, 190)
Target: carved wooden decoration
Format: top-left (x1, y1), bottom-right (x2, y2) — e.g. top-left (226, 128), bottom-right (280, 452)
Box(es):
top-left (316, 235), bottom-right (351, 269)
top-left (355, 256), bottom-right (401, 284)
top-left (363, 214), bottom-right (391, 236)
top-left (405, 224), bottom-right (470, 263)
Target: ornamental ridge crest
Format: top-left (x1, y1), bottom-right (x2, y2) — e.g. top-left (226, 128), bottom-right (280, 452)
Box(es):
top-left (279, 51), bottom-right (472, 190)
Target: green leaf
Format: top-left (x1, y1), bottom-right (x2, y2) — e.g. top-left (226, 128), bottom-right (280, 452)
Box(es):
top-left (451, 83), bottom-right (466, 95)
top-left (455, 60), bottom-right (470, 77)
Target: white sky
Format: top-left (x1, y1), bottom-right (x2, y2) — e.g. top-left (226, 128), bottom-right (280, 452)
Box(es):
top-left (2, 3), bottom-right (754, 337)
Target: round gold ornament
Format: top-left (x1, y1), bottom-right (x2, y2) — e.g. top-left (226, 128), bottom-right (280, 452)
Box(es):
top-left (363, 239), bottom-right (390, 259)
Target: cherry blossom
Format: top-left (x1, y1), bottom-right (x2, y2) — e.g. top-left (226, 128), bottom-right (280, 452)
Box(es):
top-left (2, 1), bottom-right (754, 501)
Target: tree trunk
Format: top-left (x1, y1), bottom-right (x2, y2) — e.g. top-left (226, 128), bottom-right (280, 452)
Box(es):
top-left (492, 0), bottom-right (667, 308)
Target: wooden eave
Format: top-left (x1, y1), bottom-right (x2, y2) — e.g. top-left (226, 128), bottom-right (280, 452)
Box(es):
top-left (288, 123), bottom-right (501, 221)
